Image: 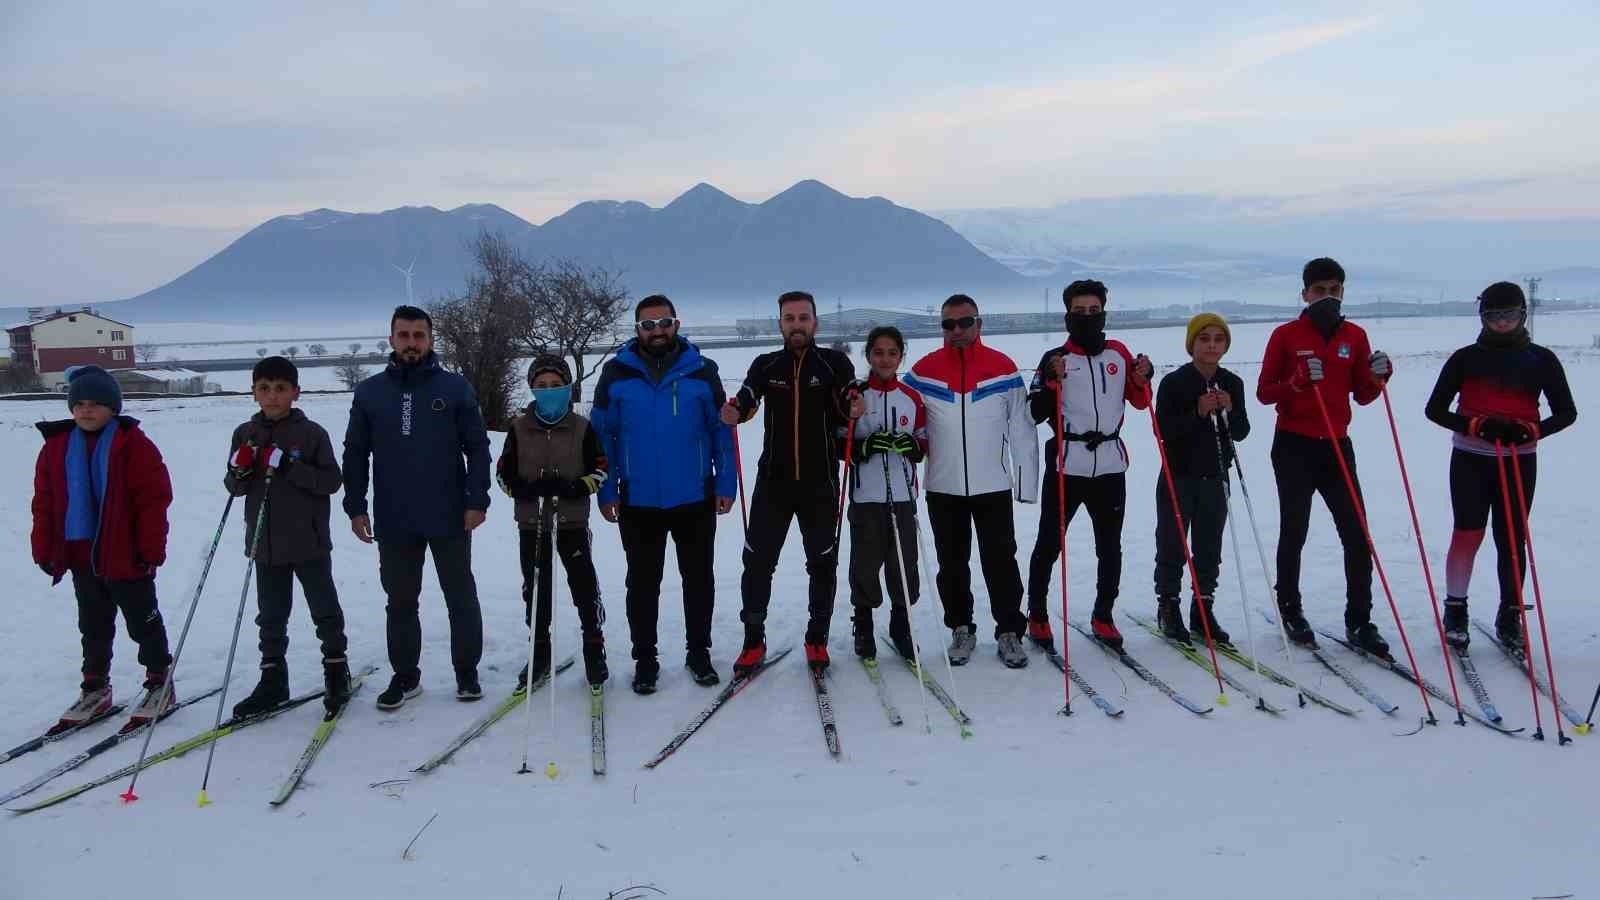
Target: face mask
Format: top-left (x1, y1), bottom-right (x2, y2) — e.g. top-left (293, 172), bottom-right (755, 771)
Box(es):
top-left (531, 386), bottom-right (572, 424)
top-left (1066, 311), bottom-right (1107, 346)
top-left (1306, 296), bottom-right (1343, 336)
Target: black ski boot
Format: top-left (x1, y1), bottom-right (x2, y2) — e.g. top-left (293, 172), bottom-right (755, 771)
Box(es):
top-left (888, 609), bottom-right (917, 661)
top-left (517, 641), bottom-right (552, 692)
top-left (233, 659), bottom-right (290, 719)
top-left (632, 657), bottom-right (660, 695)
top-left (582, 635), bottom-right (608, 687)
top-left (853, 611), bottom-right (876, 660)
top-left (685, 648), bottom-right (719, 686)
top-left (1442, 597), bottom-right (1469, 649)
top-left (376, 670), bottom-right (422, 710)
top-left (1346, 621), bottom-right (1390, 658)
top-left (322, 657), bottom-right (353, 715)
top-left (1278, 600), bottom-right (1315, 646)
top-left (1190, 596), bottom-right (1231, 646)
top-left (1156, 595), bottom-right (1190, 644)
top-left (1496, 603), bottom-right (1525, 651)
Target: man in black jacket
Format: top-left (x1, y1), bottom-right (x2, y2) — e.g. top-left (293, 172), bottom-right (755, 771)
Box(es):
top-left (1151, 313), bottom-right (1250, 643)
top-left (722, 291), bottom-right (863, 675)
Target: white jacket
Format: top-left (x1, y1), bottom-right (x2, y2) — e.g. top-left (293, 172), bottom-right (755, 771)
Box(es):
top-left (846, 376), bottom-right (927, 504)
top-left (1028, 338), bottom-right (1151, 478)
top-left (904, 339), bottom-right (1039, 501)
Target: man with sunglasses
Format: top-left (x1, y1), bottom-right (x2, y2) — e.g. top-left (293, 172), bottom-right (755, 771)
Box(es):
top-left (590, 295), bottom-right (736, 694)
top-left (903, 294), bottom-right (1039, 668)
top-left (721, 290), bottom-right (863, 676)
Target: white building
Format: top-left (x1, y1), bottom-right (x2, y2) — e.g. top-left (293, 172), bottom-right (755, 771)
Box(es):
top-left (6, 308), bottom-right (136, 390)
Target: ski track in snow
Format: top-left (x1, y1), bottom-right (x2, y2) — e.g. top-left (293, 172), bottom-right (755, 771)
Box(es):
top-left (3, 313), bottom-right (1598, 899)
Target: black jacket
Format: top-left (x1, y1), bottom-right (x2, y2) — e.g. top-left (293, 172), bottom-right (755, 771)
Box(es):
top-left (1153, 364), bottom-right (1250, 479)
top-left (731, 344), bottom-right (856, 483)
top-left (224, 409), bottom-right (343, 566)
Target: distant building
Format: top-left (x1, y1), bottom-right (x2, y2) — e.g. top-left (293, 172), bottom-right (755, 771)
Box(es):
top-left (6, 308), bottom-right (136, 390)
top-left (112, 367), bottom-right (209, 395)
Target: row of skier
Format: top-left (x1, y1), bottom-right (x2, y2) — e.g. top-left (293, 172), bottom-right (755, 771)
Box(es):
top-left (27, 255), bottom-right (1574, 737)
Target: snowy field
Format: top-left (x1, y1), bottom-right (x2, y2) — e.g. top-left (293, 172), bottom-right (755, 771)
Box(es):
top-left (2, 313), bottom-right (1598, 899)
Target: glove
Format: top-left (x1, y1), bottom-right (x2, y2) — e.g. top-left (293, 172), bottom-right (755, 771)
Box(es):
top-left (1470, 417), bottom-right (1516, 443)
top-left (39, 562), bottom-right (53, 577)
top-left (229, 441), bottom-right (258, 481)
top-left (559, 475), bottom-right (601, 498)
top-left (889, 432), bottom-right (919, 455)
top-left (856, 431), bottom-right (897, 461)
top-left (1290, 357), bottom-right (1324, 390)
top-left (1369, 350), bottom-right (1392, 380)
top-left (261, 446), bottom-right (292, 475)
top-left (1132, 353), bottom-right (1154, 385)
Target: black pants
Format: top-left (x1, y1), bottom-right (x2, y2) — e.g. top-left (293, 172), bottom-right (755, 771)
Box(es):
top-left (1271, 430), bottom-right (1372, 621)
top-left (1028, 471), bottom-right (1126, 619)
top-left (520, 525), bottom-right (605, 643)
top-left (1152, 475), bottom-right (1228, 599)
top-left (255, 555), bottom-right (348, 663)
top-left (377, 531), bottom-right (483, 679)
top-left (847, 501), bottom-right (919, 613)
top-left (927, 490), bottom-right (1026, 638)
top-left (619, 501), bottom-right (715, 662)
top-left (1445, 449), bottom-right (1536, 611)
top-left (72, 571), bottom-right (172, 683)
top-left (739, 478), bottom-right (840, 643)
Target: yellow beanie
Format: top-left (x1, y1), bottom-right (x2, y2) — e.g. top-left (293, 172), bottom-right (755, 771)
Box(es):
top-left (1185, 312), bottom-right (1231, 355)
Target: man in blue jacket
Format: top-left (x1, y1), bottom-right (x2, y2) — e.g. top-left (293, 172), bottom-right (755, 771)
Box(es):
top-left (590, 295), bottom-right (736, 694)
top-left (344, 305), bottom-right (493, 709)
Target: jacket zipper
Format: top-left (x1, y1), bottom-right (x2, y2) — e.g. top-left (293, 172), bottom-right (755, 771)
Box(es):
top-left (791, 350), bottom-right (804, 480)
top-left (959, 348), bottom-right (970, 496)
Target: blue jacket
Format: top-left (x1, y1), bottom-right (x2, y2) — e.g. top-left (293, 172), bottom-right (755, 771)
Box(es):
top-left (342, 353), bottom-right (491, 539)
top-left (590, 337), bottom-right (735, 509)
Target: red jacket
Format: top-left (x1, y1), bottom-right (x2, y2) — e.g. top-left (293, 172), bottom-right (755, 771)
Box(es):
top-left (1256, 313), bottom-right (1382, 440)
top-left (32, 417), bottom-right (173, 583)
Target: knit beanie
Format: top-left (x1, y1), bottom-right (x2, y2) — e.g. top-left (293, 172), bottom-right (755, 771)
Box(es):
top-left (65, 365), bottom-right (123, 415)
top-left (1185, 313), bottom-right (1231, 355)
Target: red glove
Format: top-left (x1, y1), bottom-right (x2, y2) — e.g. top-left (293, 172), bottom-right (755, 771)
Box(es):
top-left (229, 442), bottom-right (257, 480)
top-left (262, 446), bottom-right (291, 474)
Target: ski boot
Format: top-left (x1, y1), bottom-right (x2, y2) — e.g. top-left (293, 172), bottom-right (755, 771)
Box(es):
top-left (233, 660), bottom-right (288, 719)
top-left (685, 648), bottom-right (719, 687)
top-left (49, 678), bottom-right (113, 736)
top-left (1156, 595), bottom-right (1190, 644)
top-left (322, 657), bottom-right (353, 714)
top-left (1442, 597), bottom-right (1469, 649)
top-left (996, 632), bottom-right (1028, 668)
top-left (1190, 595), bottom-right (1230, 646)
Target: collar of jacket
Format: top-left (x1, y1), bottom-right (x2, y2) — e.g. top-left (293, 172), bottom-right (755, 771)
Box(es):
top-left (384, 351), bottom-right (443, 381)
top-left (37, 415), bottom-right (141, 440)
top-left (1062, 336), bottom-right (1109, 356)
top-left (251, 408), bottom-right (308, 427)
top-left (866, 371), bottom-right (900, 390)
top-left (616, 336), bottom-right (703, 381)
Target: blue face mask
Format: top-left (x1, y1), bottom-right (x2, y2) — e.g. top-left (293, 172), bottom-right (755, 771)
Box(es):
top-left (531, 386), bottom-right (572, 424)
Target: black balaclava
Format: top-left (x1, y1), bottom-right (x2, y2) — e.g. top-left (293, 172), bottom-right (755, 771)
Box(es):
top-left (1305, 296), bottom-right (1343, 341)
top-left (1065, 311), bottom-right (1107, 355)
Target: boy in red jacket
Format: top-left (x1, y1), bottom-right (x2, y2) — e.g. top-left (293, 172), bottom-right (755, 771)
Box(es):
top-left (1256, 258), bottom-right (1393, 655)
top-left (32, 366), bottom-right (176, 734)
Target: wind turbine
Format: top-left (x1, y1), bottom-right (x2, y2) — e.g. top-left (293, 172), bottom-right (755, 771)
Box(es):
top-left (392, 256), bottom-right (417, 305)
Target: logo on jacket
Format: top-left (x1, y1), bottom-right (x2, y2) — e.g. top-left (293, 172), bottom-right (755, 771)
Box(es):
top-left (899, 414), bottom-right (909, 427)
top-left (809, 376), bottom-right (821, 387)
top-left (401, 393), bottom-right (414, 436)
top-left (1107, 362), bottom-right (1119, 375)
top-left (1337, 344), bottom-right (1351, 359)
top-left (432, 398), bottom-right (447, 412)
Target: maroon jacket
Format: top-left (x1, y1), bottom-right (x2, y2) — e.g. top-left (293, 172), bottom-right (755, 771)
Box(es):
top-left (32, 417), bottom-right (173, 583)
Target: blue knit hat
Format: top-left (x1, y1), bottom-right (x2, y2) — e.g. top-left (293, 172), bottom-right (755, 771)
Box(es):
top-left (66, 365), bottom-right (123, 415)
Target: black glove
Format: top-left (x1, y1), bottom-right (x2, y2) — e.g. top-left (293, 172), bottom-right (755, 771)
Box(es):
top-left (39, 562), bottom-right (53, 577)
top-left (854, 431), bottom-right (897, 462)
top-left (1471, 417), bottom-right (1517, 443)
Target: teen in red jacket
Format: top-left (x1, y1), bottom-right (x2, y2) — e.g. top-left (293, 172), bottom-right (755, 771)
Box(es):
top-left (1256, 258), bottom-right (1393, 655)
top-left (31, 366), bottom-right (175, 734)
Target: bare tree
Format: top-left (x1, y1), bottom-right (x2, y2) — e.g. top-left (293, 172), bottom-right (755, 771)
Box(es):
top-left (517, 258), bottom-right (629, 402)
top-left (428, 231), bottom-right (529, 430)
top-left (335, 361), bottom-right (368, 390)
top-left (135, 343), bottom-right (160, 365)
top-left (348, 342), bottom-right (362, 356)
top-left (308, 343), bottom-right (328, 358)
top-left (283, 346), bottom-right (300, 359)
top-left (256, 347), bottom-right (268, 358)
top-left (377, 340), bottom-right (388, 353)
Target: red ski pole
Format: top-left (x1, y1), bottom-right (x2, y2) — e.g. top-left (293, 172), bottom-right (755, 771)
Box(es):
top-left (1310, 383), bottom-right (1435, 723)
top-left (1147, 405), bottom-right (1229, 704)
top-left (1506, 442), bottom-right (1570, 744)
top-left (1494, 440), bottom-right (1547, 740)
top-left (1380, 386), bottom-right (1466, 725)
top-left (730, 419), bottom-right (748, 533)
top-left (832, 426), bottom-right (855, 554)
top-left (1054, 386), bottom-right (1072, 715)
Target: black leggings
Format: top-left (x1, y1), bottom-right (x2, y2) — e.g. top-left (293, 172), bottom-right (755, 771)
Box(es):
top-left (1444, 449), bottom-right (1536, 611)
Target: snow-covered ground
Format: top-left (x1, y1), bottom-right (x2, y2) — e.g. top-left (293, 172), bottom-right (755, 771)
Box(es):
top-left (2, 313), bottom-right (1597, 899)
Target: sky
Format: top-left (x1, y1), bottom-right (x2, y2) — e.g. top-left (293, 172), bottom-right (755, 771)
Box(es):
top-left (3, 1), bottom-right (1598, 305)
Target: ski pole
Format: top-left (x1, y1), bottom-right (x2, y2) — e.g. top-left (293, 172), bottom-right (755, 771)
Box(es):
top-left (881, 424), bottom-right (932, 734)
top-left (196, 472), bottom-right (274, 806)
top-left (519, 496), bottom-right (550, 773)
top-left (547, 499), bottom-right (561, 777)
top-left (119, 494), bottom-right (235, 804)
top-left (1053, 384), bottom-right (1072, 715)
top-left (1209, 407), bottom-right (1291, 707)
top-left (1380, 385), bottom-right (1466, 725)
top-left (1309, 383), bottom-right (1435, 723)
top-left (1147, 405), bottom-right (1228, 704)
top-left (730, 423), bottom-right (748, 534)
top-left (1506, 443), bottom-right (1569, 744)
top-left (832, 425), bottom-right (855, 556)
top-left (1584, 680), bottom-right (1599, 731)
top-left (1221, 411), bottom-right (1301, 684)
top-left (1494, 441), bottom-right (1547, 740)
top-left (902, 461), bottom-right (970, 738)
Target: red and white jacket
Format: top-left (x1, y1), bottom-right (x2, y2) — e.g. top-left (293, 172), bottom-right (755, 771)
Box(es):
top-left (845, 374), bottom-right (927, 504)
top-left (1028, 339), bottom-right (1152, 478)
top-left (904, 338), bottom-right (1039, 501)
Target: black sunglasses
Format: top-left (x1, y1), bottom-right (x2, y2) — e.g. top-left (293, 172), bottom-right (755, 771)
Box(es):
top-left (637, 317), bottom-right (679, 331)
top-left (941, 315), bottom-right (979, 331)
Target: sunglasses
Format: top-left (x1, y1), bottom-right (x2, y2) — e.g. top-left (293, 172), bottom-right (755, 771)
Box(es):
top-left (941, 315), bottom-right (979, 331)
top-left (636, 317), bottom-right (679, 331)
top-left (1481, 308), bottom-right (1522, 323)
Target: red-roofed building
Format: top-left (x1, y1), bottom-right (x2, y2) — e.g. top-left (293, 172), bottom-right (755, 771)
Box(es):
top-left (7, 308), bottom-right (136, 390)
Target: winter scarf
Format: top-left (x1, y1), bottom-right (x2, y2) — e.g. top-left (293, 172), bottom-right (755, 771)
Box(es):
top-left (65, 419), bottom-right (118, 541)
